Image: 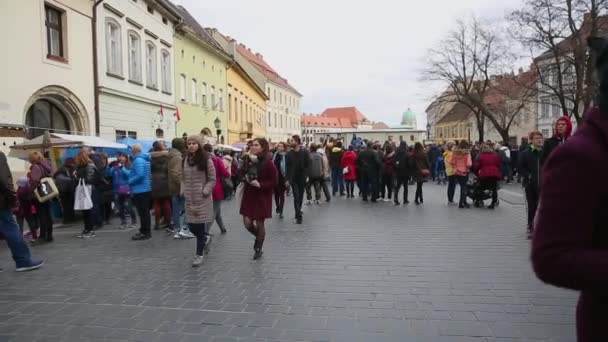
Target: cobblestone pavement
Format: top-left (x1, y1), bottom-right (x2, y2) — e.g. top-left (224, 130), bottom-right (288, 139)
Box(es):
top-left (0, 183), bottom-right (577, 342)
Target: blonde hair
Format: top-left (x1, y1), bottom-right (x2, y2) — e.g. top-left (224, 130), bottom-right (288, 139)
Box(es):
top-left (29, 151), bottom-right (44, 164)
top-left (75, 150), bottom-right (91, 167)
top-left (132, 143), bottom-right (142, 154)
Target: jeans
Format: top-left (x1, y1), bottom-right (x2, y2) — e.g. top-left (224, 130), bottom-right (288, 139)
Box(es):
top-left (36, 201), bottom-right (53, 240)
top-left (116, 195), bottom-right (137, 225)
top-left (209, 200), bottom-right (226, 233)
top-left (415, 181), bottom-right (424, 202)
top-left (457, 175), bottom-right (468, 205)
top-left (345, 180), bottom-right (355, 197)
top-left (306, 177), bottom-right (330, 201)
top-left (153, 197), bottom-right (172, 227)
top-left (447, 175), bottom-right (457, 202)
top-left (274, 180), bottom-right (286, 215)
top-left (331, 167), bottom-right (345, 195)
top-left (172, 195), bottom-right (185, 229)
top-left (0, 209), bottom-right (33, 268)
top-left (92, 187), bottom-right (102, 226)
top-left (133, 192), bottom-right (152, 236)
top-left (291, 180), bottom-right (306, 219)
top-left (381, 174), bottom-right (394, 199)
top-left (501, 162), bottom-right (513, 182)
top-left (189, 223), bottom-right (208, 256)
top-left (525, 185), bottom-right (540, 229)
top-left (394, 176), bottom-right (409, 203)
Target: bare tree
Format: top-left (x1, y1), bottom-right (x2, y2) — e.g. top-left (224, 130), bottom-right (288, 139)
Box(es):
top-left (510, 0), bottom-right (608, 124)
top-left (423, 16), bottom-right (534, 143)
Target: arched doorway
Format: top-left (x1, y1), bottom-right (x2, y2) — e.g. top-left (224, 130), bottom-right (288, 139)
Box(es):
top-left (23, 85), bottom-right (89, 138)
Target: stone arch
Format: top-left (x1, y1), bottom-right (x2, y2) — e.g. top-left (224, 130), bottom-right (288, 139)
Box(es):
top-left (200, 127), bottom-right (212, 137)
top-left (23, 85), bottom-right (90, 137)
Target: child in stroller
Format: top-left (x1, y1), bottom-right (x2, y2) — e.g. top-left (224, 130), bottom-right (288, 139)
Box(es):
top-left (466, 174), bottom-right (500, 207)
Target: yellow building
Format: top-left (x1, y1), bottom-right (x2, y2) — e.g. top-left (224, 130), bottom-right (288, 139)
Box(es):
top-left (434, 102), bottom-right (473, 143)
top-left (226, 62), bottom-right (268, 143)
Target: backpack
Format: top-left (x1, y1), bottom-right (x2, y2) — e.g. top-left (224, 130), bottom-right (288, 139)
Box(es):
top-left (309, 153), bottom-right (324, 178)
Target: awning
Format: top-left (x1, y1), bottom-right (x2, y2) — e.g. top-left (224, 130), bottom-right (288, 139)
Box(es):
top-left (52, 133), bottom-right (126, 149)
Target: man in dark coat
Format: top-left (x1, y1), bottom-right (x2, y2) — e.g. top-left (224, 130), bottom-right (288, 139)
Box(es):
top-left (518, 131), bottom-right (543, 239)
top-left (328, 141), bottom-right (345, 196)
top-left (0, 151), bottom-right (44, 272)
top-left (393, 141), bottom-right (411, 205)
top-left (357, 143), bottom-right (381, 202)
top-left (286, 135), bottom-right (310, 224)
top-left (531, 36), bottom-right (608, 342)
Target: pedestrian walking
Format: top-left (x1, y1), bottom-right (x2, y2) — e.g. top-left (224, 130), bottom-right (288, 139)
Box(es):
top-left (151, 141), bottom-right (172, 231)
top-left (204, 144), bottom-right (229, 235)
top-left (518, 131), bottom-right (544, 239)
top-left (273, 142), bottom-right (288, 218)
top-left (393, 141), bottom-right (411, 205)
top-left (286, 135), bottom-right (309, 224)
top-left (412, 142), bottom-right (430, 205)
top-left (240, 138), bottom-right (278, 260)
top-left (341, 145), bottom-right (358, 198)
top-left (182, 136), bottom-right (216, 267)
top-left (450, 141), bottom-right (473, 209)
top-left (28, 151), bottom-right (54, 243)
top-left (475, 144), bottom-right (501, 209)
top-left (129, 144), bottom-right (152, 241)
top-left (0, 151), bottom-right (44, 272)
top-left (75, 150), bottom-right (98, 238)
top-left (329, 141), bottom-right (345, 196)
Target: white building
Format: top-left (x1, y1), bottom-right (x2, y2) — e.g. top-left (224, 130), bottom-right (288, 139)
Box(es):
top-left (96, 0), bottom-right (180, 142)
top-left (0, 0), bottom-right (95, 170)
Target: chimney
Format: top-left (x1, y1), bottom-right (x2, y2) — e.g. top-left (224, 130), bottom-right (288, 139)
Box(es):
top-left (255, 53), bottom-right (263, 59)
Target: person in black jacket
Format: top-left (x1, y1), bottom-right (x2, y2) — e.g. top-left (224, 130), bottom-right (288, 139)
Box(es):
top-left (357, 143), bottom-right (381, 202)
top-left (393, 141), bottom-right (411, 205)
top-left (328, 141), bottom-right (345, 196)
top-left (518, 131), bottom-right (544, 239)
top-left (75, 150), bottom-right (98, 238)
top-left (0, 151), bottom-right (44, 272)
top-left (286, 135), bottom-right (310, 224)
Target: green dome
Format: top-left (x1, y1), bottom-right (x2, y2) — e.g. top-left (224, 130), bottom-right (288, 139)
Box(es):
top-left (401, 108), bottom-right (417, 125)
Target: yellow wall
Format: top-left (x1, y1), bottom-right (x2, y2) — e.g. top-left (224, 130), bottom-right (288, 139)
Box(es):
top-left (435, 122), bottom-right (469, 142)
top-left (226, 66), bottom-right (267, 143)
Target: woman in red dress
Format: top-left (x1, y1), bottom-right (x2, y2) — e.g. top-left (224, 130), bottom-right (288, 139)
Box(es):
top-left (239, 138), bottom-right (278, 260)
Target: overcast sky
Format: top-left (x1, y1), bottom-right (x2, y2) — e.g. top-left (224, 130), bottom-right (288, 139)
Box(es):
top-left (178, 0), bottom-right (524, 128)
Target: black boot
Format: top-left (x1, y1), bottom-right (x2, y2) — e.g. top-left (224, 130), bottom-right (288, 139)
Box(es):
top-left (253, 240), bottom-right (264, 260)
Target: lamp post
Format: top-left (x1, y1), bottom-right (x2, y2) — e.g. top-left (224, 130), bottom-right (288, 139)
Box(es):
top-left (426, 122), bottom-right (431, 140)
top-left (214, 117), bottom-right (221, 144)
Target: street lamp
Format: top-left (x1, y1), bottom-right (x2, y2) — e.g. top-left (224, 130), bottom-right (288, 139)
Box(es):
top-left (426, 122), bottom-right (431, 140)
top-left (214, 117), bottom-right (221, 143)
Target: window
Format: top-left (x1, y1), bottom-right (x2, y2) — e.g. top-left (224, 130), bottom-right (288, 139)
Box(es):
top-left (267, 87), bottom-right (270, 96)
top-left (161, 49), bottom-right (171, 93)
top-left (552, 97), bottom-right (561, 118)
top-left (45, 5), bottom-right (64, 58)
top-left (26, 99), bottom-right (70, 138)
top-left (106, 18), bottom-right (122, 75)
top-left (540, 97), bottom-right (550, 118)
top-left (228, 94), bottom-right (232, 121)
top-left (145, 41), bottom-right (157, 88)
top-left (235, 97), bottom-right (239, 121)
top-left (147, 5), bottom-right (153, 14)
top-left (280, 93), bottom-right (283, 104)
top-left (202, 83), bottom-right (207, 106)
top-left (274, 90), bottom-right (276, 101)
top-left (179, 74), bottom-right (186, 101)
top-left (542, 129), bottom-right (550, 137)
top-left (191, 79), bottom-right (198, 104)
top-left (127, 31), bottom-right (141, 82)
top-left (268, 111), bottom-right (271, 127)
top-left (162, 17), bottom-right (168, 25)
top-left (211, 86), bottom-right (216, 109)
top-left (274, 113), bottom-right (277, 127)
top-left (410, 135), bottom-right (415, 142)
top-left (219, 89), bottom-right (224, 111)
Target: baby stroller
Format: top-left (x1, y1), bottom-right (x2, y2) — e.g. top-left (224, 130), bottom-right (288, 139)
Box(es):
top-left (466, 174), bottom-right (500, 207)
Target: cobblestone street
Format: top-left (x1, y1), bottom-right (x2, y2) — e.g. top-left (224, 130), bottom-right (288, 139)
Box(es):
top-left (0, 184), bottom-right (577, 342)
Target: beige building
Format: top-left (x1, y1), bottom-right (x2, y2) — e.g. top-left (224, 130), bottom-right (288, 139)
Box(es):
top-left (0, 0), bottom-right (95, 171)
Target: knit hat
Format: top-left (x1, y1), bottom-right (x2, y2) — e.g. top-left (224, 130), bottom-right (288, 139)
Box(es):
top-left (187, 134), bottom-right (203, 146)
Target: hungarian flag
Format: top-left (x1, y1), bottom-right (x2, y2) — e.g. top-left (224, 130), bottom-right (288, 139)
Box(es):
top-left (174, 107), bottom-right (181, 121)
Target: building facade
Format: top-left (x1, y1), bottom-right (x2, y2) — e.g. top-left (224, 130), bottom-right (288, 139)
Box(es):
top-left (0, 0), bottom-right (95, 170)
top-left (225, 64), bottom-right (268, 143)
top-left (173, 6), bottom-right (230, 143)
top-left (96, 0), bottom-right (180, 142)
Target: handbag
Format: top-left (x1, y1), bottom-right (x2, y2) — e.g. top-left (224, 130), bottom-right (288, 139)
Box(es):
top-left (421, 169), bottom-right (431, 177)
top-left (342, 166), bottom-right (349, 175)
top-left (74, 178), bottom-right (93, 211)
top-left (34, 177), bottom-right (59, 203)
top-left (117, 184), bottom-right (131, 196)
top-left (221, 176), bottom-right (233, 196)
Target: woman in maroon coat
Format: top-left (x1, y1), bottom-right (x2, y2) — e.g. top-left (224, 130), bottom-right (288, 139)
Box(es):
top-left (475, 144), bottom-right (501, 209)
top-left (240, 138), bottom-right (278, 260)
top-left (531, 36), bottom-right (608, 342)
top-left (341, 146), bottom-right (357, 198)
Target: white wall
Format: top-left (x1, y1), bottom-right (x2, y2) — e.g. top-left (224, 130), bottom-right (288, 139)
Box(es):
top-left (0, 0), bottom-right (94, 171)
top-left (266, 82), bottom-right (301, 143)
top-left (97, 0), bottom-right (176, 140)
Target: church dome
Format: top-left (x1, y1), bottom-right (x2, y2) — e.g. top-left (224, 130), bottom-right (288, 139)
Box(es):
top-left (401, 108), bottom-right (417, 128)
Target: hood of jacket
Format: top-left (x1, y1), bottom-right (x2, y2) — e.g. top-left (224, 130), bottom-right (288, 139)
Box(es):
top-left (553, 115), bottom-right (573, 138)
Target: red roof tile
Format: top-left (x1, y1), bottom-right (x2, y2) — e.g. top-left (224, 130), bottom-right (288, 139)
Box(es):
top-left (301, 114), bottom-right (353, 128)
top-left (320, 107), bottom-right (369, 124)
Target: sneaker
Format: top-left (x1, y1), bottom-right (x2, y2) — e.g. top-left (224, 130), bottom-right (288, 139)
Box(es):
top-left (384, 198), bottom-right (392, 202)
top-left (128, 224), bottom-right (137, 229)
top-left (220, 228), bottom-right (227, 234)
top-left (305, 200), bottom-right (312, 205)
top-left (178, 229), bottom-right (195, 239)
top-left (119, 224), bottom-right (128, 229)
top-left (16, 260), bottom-right (45, 272)
top-left (164, 226), bottom-right (175, 234)
top-left (77, 231), bottom-right (95, 238)
top-left (295, 217), bottom-right (303, 224)
top-left (314, 200), bottom-right (320, 205)
top-left (131, 233), bottom-right (151, 241)
top-left (191, 255), bottom-right (204, 267)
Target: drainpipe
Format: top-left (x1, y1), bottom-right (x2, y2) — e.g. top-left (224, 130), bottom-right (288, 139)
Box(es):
top-left (92, 0), bottom-right (105, 136)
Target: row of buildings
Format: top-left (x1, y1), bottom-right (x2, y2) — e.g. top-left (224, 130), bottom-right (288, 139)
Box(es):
top-left (0, 0), bottom-right (303, 157)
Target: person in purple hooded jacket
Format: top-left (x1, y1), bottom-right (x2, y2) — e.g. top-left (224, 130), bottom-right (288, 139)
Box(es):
top-left (532, 36), bottom-right (608, 342)
top-left (28, 151), bottom-right (54, 243)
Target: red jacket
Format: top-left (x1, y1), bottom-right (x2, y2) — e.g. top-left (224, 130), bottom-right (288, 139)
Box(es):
top-left (341, 151), bottom-right (357, 181)
top-left (476, 152), bottom-right (501, 180)
top-left (211, 156), bottom-right (229, 201)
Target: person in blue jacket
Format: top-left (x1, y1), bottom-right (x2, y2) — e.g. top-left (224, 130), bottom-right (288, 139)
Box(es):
top-left (108, 153), bottom-right (137, 229)
top-left (128, 144), bottom-right (152, 241)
